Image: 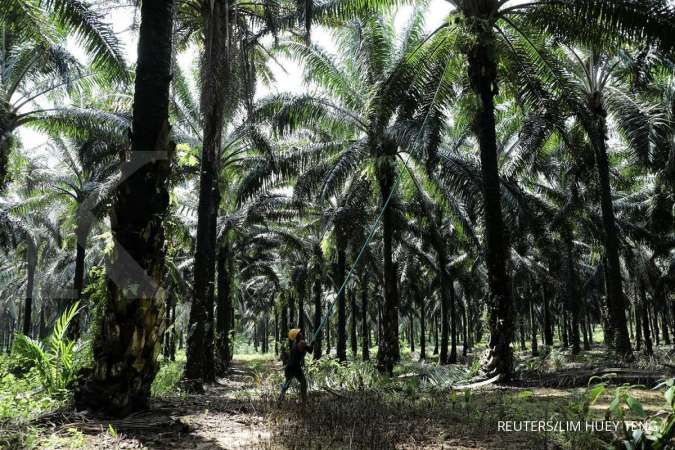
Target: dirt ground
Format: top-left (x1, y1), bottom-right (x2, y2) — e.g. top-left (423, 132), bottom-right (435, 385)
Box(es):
top-left (33, 359), bottom-right (667, 450)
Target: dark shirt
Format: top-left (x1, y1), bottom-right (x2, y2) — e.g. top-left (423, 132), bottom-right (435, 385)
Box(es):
top-left (287, 340), bottom-right (312, 371)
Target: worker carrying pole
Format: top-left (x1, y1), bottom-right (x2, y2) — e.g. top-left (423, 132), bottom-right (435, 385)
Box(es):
top-left (278, 328), bottom-right (313, 403)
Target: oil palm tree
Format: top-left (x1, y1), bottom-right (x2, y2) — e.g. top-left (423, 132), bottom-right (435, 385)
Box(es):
top-left (0, 0), bottom-right (127, 189)
top-left (31, 137), bottom-right (118, 337)
top-left (176, 0), bottom-right (295, 388)
top-left (75, 0), bottom-right (175, 417)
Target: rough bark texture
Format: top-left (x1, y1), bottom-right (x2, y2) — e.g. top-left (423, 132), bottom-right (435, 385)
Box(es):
top-left (297, 271), bottom-right (306, 330)
top-left (280, 299), bottom-right (288, 348)
top-left (361, 274), bottom-right (370, 361)
top-left (215, 238), bottom-right (233, 374)
top-left (0, 116), bottom-right (16, 191)
top-left (562, 227), bottom-right (581, 354)
top-left (69, 219), bottom-right (91, 340)
top-left (22, 241), bottom-right (36, 336)
top-left (462, 303), bottom-right (469, 357)
top-left (542, 285), bottom-right (553, 346)
top-left (418, 291), bottom-right (426, 361)
top-left (184, 0), bottom-right (229, 389)
top-left (350, 291), bottom-right (358, 358)
top-left (336, 238), bottom-right (347, 362)
top-left (640, 283), bottom-right (653, 356)
top-left (529, 294), bottom-right (538, 357)
top-left (589, 95), bottom-right (632, 358)
top-left (376, 156), bottom-right (400, 374)
top-left (433, 313), bottom-right (438, 355)
top-left (466, 26), bottom-right (514, 379)
top-left (312, 246), bottom-right (323, 359)
top-left (439, 273), bottom-right (450, 365)
top-left (449, 278), bottom-right (458, 363)
top-left (74, 0), bottom-right (174, 417)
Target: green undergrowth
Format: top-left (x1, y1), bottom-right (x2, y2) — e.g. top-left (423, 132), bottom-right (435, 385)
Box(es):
top-left (0, 356), bottom-right (62, 421)
top-left (3, 344), bottom-right (673, 449)
top-left (0, 355), bottom-right (68, 449)
top-left (151, 352), bottom-right (187, 397)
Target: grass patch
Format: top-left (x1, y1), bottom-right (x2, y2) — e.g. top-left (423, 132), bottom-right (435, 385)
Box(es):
top-left (151, 352), bottom-right (187, 397)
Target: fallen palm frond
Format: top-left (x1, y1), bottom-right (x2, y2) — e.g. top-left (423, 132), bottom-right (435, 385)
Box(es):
top-left (419, 365), bottom-right (470, 388)
top-left (518, 368), bottom-right (667, 388)
top-left (451, 374), bottom-right (502, 390)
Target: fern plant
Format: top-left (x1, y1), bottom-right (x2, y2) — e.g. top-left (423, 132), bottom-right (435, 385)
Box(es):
top-left (11, 302), bottom-right (80, 395)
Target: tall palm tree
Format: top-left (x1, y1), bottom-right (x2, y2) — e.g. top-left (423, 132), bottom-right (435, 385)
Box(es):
top-left (75, 0), bottom-right (175, 417)
top-left (178, 0), bottom-right (294, 389)
top-left (31, 137), bottom-right (118, 337)
top-left (0, 0), bottom-right (127, 189)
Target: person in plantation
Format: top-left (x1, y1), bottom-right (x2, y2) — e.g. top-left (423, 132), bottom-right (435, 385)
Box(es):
top-left (278, 328), bottom-right (313, 402)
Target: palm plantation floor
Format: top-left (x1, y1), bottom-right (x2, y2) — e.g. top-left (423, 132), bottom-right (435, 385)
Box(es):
top-left (27, 349), bottom-right (668, 450)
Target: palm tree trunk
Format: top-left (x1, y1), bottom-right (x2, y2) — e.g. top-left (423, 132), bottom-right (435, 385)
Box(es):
top-left (467, 30), bottom-right (514, 379)
top-left (590, 105), bottom-right (632, 358)
top-left (582, 312), bottom-right (591, 351)
top-left (163, 294), bottom-right (171, 358)
top-left (433, 312), bottom-right (439, 356)
top-left (634, 302), bottom-right (642, 351)
top-left (651, 304), bottom-right (660, 346)
top-left (361, 273), bottom-right (370, 361)
top-left (662, 311), bottom-right (670, 345)
top-left (312, 248), bottom-right (323, 359)
top-left (530, 295), bottom-right (538, 356)
top-left (69, 223), bottom-right (90, 340)
top-left (407, 315), bottom-right (413, 352)
top-left (281, 299), bottom-right (288, 348)
top-left (542, 284), bottom-right (553, 347)
top-left (462, 302), bottom-right (469, 357)
top-left (325, 312), bottom-right (330, 353)
top-left (0, 119), bottom-right (15, 191)
top-left (215, 238), bottom-right (233, 374)
top-left (350, 291), bottom-right (358, 358)
top-left (297, 273), bottom-right (306, 330)
top-left (288, 292), bottom-right (295, 331)
top-left (22, 243), bottom-right (36, 336)
top-left (336, 237), bottom-right (347, 362)
top-left (377, 156), bottom-right (400, 374)
top-left (75, 0), bottom-right (174, 417)
top-left (184, 0), bottom-right (230, 389)
top-left (439, 272), bottom-right (450, 364)
top-left (563, 227), bottom-right (581, 354)
top-left (274, 308), bottom-right (279, 355)
top-left (449, 277), bottom-right (458, 363)
top-left (419, 290), bottom-right (426, 361)
top-left (169, 302), bottom-right (177, 361)
top-left (640, 283), bottom-right (653, 355)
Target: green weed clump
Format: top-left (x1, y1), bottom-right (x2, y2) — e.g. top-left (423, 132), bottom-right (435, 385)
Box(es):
top-left (305, 358), bottom-right (383, 391)
top-left (0, 357), bottom-right (60, 421)
top-left (151, 354), bottom-right (186, 397)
